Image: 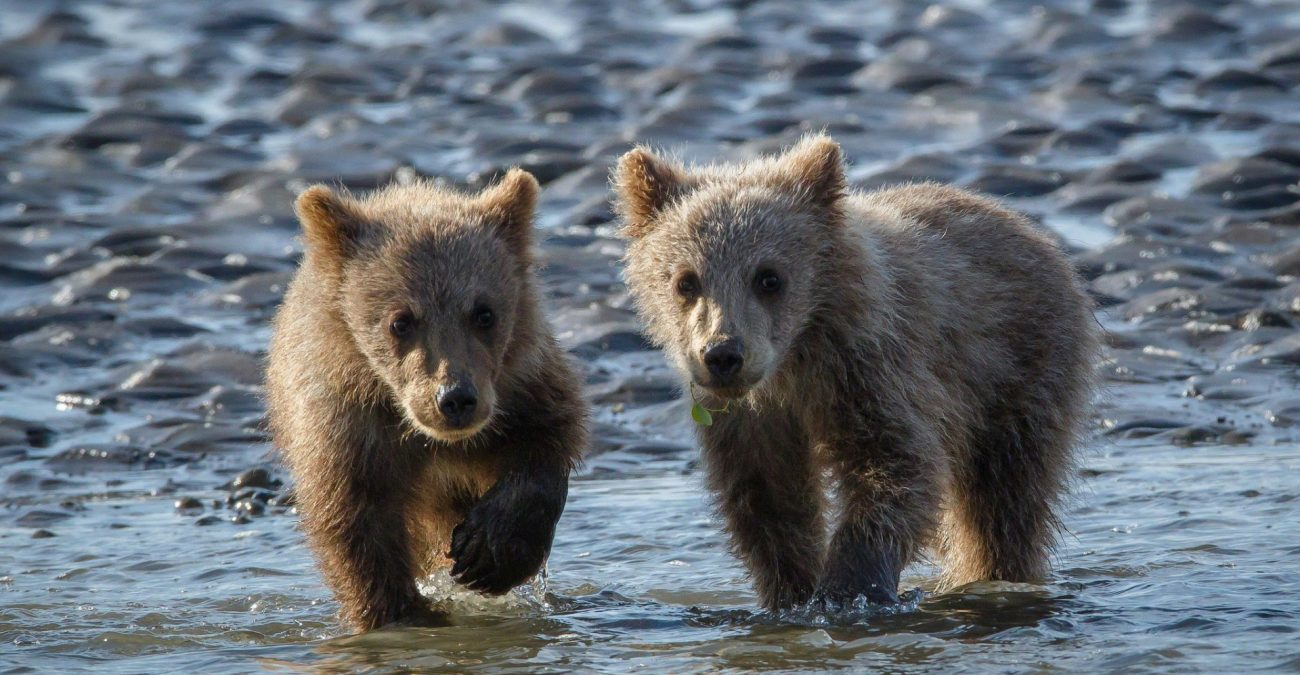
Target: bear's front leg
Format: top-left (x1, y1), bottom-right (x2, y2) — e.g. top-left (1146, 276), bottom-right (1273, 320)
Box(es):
top-left (448, 384), bottom-right (581, 595)
top-left (295, 441), bottom-right (437, 632)
top-left (449, 458), bottom-right (569, 594)
top-left (701, 405), bottom-right (825, 611)
top-left (816, 411), bottom-right (944, 608)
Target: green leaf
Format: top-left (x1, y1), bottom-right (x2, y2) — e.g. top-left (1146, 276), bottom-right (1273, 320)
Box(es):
top-left (691, 401), bottom-right (713, 427)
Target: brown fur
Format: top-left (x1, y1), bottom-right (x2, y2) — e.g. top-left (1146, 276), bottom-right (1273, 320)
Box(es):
top-left (615, 136), bottom-right (1098, 609)
top-left (266, 171), bottom-right (587, 632)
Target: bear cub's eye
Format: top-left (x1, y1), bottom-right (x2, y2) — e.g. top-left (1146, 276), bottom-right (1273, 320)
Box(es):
top-left (472, 305), bottom-right (496, 330)
top-left (755, 269), bottom-right (783, 295)
top-left (675, 272), bottom-right (700, 300)
top-left (389, 312), bottom-right (416, 338)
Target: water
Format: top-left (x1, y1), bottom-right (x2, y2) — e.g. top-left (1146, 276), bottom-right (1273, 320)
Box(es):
top-left (5, 440), bottom-right (1298, 671)
top-left (3, 0), bottom-right (1300, 672)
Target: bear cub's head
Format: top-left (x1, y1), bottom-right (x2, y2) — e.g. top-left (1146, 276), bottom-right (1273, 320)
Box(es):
top-left (294, 170), bottom-right (540, 443)
top-left (615, 135), bottom-right (847, 400)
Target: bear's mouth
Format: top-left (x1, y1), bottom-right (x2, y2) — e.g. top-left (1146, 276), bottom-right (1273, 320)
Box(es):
top-left (431, 425), bottom-right (486, 443)
top-left (406, 407), bottom-right (491, 444)
top-left (694, 381), bottom-right (756, 400)
top-left (415, 419), bottom-right (488, 444)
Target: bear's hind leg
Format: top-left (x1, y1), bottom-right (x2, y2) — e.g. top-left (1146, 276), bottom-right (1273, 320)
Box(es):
top-left (940, 407), bottom-right (1073, 589)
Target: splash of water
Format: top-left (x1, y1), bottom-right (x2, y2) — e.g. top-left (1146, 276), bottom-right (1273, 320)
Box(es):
top-left (686, 588), bottom-right (926, 628)
top-left (766, 588), bottom-right (926, 627)
top-left (415, 565), bottom-right (552, 617)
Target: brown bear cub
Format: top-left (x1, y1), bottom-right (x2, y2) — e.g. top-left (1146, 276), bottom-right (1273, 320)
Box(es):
top-left (615, 136), bottom-right (1098, 611)
top-left (266, 170), bottom-right (587, 632)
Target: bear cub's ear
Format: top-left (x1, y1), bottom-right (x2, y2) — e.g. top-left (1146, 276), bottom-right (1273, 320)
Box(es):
top-left (295, 185), bottom-right (365, 263)
top-left (479, 168), bottom-right (539, 259)
top-left (778, 135), bottom-right (847, 213)
top-left (613, 147), bottom-right (690, 239)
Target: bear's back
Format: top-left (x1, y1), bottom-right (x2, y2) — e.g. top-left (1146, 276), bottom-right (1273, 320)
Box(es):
top-left (845, 182), bottom-right (1097, 402)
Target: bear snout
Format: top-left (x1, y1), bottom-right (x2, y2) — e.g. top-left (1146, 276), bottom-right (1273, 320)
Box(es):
top-left (703, 339), bottom-right (745, 382)
top-left (403, 380), bottom-right (492, 442)
top-left (436, 382), bottom-right (479, 429)
top-left (694, 337), bottom-right (767, 397)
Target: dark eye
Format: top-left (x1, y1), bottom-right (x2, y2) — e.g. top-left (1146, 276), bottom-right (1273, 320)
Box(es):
top-left (389, 312), bottom-right (415, 338)
top-left (755, 269), bottom-right (782, 294)
top-left (675, 272), bottom-right (700, 299)
top-left (472, 305), bottom-right (495, 330)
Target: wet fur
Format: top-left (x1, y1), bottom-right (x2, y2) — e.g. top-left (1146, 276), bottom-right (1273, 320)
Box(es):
top-left (616, 136), bottom-right (1098, 609)
top-left (266, 174), bottom-right (586, 632)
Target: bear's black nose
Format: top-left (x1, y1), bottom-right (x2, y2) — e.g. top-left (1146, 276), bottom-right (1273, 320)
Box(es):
top-left (703, 339), bottom-right (745, 381)
top-left (437, 384), bottom-right (478, 427)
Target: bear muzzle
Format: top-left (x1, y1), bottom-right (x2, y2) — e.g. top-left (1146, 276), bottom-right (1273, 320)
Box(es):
top-left (694, 338), bottom-right (764, 398)
top-left (436, 383), bottom-right (479, 429)
top-left (404, 381), bottom-right (493, 443)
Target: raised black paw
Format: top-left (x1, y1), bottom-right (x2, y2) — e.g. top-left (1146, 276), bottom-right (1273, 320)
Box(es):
top-left (448, 479), bottom-right (561, 595)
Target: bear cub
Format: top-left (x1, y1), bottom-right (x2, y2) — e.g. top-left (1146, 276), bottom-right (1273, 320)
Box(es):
top-left (266, 170), bottom-right (587, 632)
top-left (615, 136), bottom-right (1098, 610)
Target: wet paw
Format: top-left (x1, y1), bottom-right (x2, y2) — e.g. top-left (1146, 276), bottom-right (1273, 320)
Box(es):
top-left (811, 580), bottom-right (900, 611)
top-left (448, 493), bottom-right (552, 595)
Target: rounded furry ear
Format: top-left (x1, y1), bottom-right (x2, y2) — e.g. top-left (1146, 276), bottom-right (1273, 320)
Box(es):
top-left (613, 147), bottom-right (688, 238)
top-left (479, 168), bottom-right (539, 258)
top-left (295, 185), bottom-right (363, 263)
top-left (779, 135), bottom-right (847, 212)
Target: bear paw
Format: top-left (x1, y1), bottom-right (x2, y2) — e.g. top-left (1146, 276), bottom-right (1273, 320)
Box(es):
top-left (811, 579), bottom-right (900, 610)
top-left (448, 493), bottom-right (552, 595)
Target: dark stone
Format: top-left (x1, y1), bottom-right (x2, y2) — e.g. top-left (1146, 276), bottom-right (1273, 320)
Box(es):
top-left (1195, 69), bottom-right (1287, 95)
top-left (221, 467), bottom-right (280, 491)
top-left (966, 166), bottom-right (1067, 198)
top-left (1192, 158), bottom-right (1300, 196)
top-left (16, 510), bottom-right (72, 527)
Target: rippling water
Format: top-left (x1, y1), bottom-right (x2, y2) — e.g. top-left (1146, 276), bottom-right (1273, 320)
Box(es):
top-left (3, 0), bottom-right (1300, 672)
top-left (5, 439), bottom-right (1299, 671)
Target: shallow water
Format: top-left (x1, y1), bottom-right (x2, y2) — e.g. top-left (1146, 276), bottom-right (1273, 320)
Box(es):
top-left (3, 0), bottom-right (1300, 672)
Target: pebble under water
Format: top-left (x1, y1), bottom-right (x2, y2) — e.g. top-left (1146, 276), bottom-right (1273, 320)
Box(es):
top-left (2, 0), bottom-right (1300, 672)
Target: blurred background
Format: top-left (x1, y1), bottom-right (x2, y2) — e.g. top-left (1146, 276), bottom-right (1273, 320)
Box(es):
top-left (1, 0), bottom-right (1298, 672)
